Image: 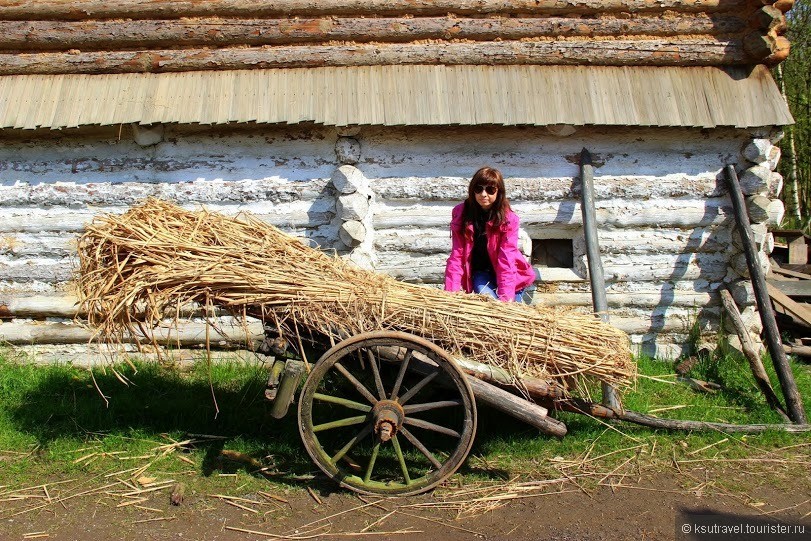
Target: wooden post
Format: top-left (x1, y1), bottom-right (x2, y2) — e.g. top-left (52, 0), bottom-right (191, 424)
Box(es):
top-left (719, 288), bottom-right (789, 421)
top-left (465, 376), bottom-right (567, 437)
top-left (724, 165), bottom-right (807, 424)
top-left (580, 148), bottom-right (621, 412)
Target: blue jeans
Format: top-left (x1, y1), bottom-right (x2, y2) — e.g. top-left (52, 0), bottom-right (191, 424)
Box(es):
top-left (472, 270), bottom-right (530, 303)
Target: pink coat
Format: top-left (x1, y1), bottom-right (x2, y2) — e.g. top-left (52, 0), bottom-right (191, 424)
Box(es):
top-left (444, 203), bottom-right (536, 302)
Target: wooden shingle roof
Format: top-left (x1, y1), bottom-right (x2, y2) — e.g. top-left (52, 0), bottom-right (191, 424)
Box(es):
top-left (0, 65), bottom-right (792, 130)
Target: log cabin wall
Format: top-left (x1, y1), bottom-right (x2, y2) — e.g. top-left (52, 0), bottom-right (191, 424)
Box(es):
top-left (0, 0), bottom-right (795, 74)
top-left (0, 122), bottom-right (784, 361)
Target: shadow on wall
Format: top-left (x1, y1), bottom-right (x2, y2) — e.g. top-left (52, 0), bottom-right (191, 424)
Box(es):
top-left (649, 173), bottom-right (729, 356)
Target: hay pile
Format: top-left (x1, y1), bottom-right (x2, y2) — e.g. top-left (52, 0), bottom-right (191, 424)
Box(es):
top-left (76, 199), bottom-right (634, 389)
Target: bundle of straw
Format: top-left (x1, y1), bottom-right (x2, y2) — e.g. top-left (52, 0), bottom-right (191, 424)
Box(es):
top-left (76, 199), bottom-right (634, 389)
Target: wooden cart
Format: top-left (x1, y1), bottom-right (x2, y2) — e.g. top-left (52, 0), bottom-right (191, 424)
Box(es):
top-left (261, 329), bottom-right (566, 496)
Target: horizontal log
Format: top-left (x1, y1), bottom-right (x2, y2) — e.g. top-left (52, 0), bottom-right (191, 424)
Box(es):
top-left (0, 1), bottom-right (751, 21)
top-left (373, 198), bottom-right (734, 230)
top-left (0, 293), bottom-right (233, 319)
top-left (751, 6), bottom-right (787, 33)
top-left (9, 346), bottom-right (264, 367)
top-left (374, 226), bottom-right (733, 255)
top-left (466, 376), bottom-right (567, 437)
top-left (0, 320), bottom-right (265, 346)
top-left (378, 259), bottom-right (728, 285)
top-left (372, 174), bottom-right (727, 203)
top-left (0, 16), bottom-right (747, 52)
top-left (0, 178), bottom-right (334, 208)
top-left (0, 39), bottom-right (749, 75)
top-left (0, 207), bottom-right (334, 233)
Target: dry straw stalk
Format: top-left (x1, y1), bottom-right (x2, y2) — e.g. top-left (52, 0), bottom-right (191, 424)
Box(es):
top-left (76, 199), bottom-right (634, 389)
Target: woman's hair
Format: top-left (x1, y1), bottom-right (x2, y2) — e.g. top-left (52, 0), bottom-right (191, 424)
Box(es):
top-left (463, 166), bottom-right (511, 226)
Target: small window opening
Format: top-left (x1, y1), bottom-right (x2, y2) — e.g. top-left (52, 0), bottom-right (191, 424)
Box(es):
top-left (531, 239), bottom-right (574, 268)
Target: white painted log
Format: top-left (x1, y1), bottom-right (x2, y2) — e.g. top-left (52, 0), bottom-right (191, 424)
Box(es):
top-left (0, 205), bottom-right (334, 233)
top-left (764, 232), bottom-right (775, 255)
top-left (767, 146), bottom-right (782, 171)
top-left (0, 234), bottom-right (74, 257)
top-left (729, 250), bottom-right (770, 279)
top-left (0, 126), bottom-right (336, 189)
top-left (376, 250), bottom-right (729, 283)
top-left (9, 345), bottom-right (264, 368)
top-left (769, 171), bottom-right (783, 198)
top-left (0, 257), bottom-right (73, 282)
top-left (374, 226), bottom-right (734, 255)
top-left (767, 198), bottom-right (785, 227)
top-left (0, 320), bottom-right (264, 346)
top-left (338, 220), bottom-right (366, 247)
top-left (0, 293), bottom-right (80, 318)
top-left (742, 138), bottom-right (773, 164)
top-left (746, 194), bottom-right (772, 224)
top-left (612, 309), bottom-right (720, 334)
top-left (532, 291), bottom-right (715, 308)
top-left (732, 222), bottom-right (768, 251)
top-left (330, 164), bottom-right (365, 194)
top-left (335, 137), bottom-right (361, 165)
top-left (371, 198), bottom-right (733, 230)
top-left (738, 164), bottom-right (772, 195)
top-left (630, 339), bottom-right (691, 360)
top-left (727, 280), bottom-right (757, 307)
top-left (0, 177), bottom-right (334, 207)
top-left (370, 174), bottom-right (726, 202)
top-left (336, 192), bottom-right (370, 221)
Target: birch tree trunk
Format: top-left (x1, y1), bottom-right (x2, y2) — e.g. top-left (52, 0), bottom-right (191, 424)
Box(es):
top-left (777, 63), bottom-right (802, 223)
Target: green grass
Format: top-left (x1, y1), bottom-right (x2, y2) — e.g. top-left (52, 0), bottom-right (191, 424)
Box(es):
top-left (0, 347), bottom-right (809, 495)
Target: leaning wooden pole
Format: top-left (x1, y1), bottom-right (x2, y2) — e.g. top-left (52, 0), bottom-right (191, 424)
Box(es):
top-left (724, 165), bottom-right (807, 424)
top-left (580, 148), bottom-right (622, 412)
top-left (719, 287), bottom-right (790, 421)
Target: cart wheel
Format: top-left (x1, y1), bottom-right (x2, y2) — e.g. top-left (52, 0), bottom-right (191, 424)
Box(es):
top-left (298, 330), bottom-right (477, 496)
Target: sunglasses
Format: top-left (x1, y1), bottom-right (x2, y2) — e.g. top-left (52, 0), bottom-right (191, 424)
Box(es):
top-left (474, 185), bottom-right (497, 195)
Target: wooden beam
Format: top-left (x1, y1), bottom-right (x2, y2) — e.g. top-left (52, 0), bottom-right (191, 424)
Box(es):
top-left (767, 282), bottom-right (811, 327)
top-left (0, 39), bottom-right (748, 76)
top-left (466, 376), bottom-right (568, 437)
top-left (580, 148), bottom-right (621, 412)
top-left (724, 165), bottom-right (807, 424)
top-left (719, 288), bottom-right (789, 420)
top-left (0, 1), bottom-right (749, 21)
top-left (766, 279), bottom-right (811, 298)
top-left (0, 15), bottom-right (747, 52)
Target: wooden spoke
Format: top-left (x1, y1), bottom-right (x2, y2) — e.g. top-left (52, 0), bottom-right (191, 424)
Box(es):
top-left (367, 347), bottom-right (386, 400)
top-left (313, 415), bottom-right (369, 433)
top-left (390, 435), bottom-right (411, 485)
top-left (334, 362), bottom-right (378, 405)
top-left (313, 393), bottom-right (372, 412)
top-left (402, 399), bottom-right (463, 414)
top-left (400, 427), bottom-right (443, 470)
top-left (363, 442), bottom-right (381, 484)
top-left (404, 417), bottom-right (461, 438)
top-left (389, 348), bottom-right (413, 400)
top-left (397, 369), bottom-right (439, 405)
top-left (330, 423), bottom-right (373, 465)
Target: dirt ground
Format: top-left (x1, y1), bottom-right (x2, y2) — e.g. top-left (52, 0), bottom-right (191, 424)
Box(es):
top-left (2, 460), bottom-right (810, 541)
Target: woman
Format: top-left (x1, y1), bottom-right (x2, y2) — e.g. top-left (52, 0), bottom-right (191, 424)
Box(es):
top-left (444, 167), bottom-right (536, 302)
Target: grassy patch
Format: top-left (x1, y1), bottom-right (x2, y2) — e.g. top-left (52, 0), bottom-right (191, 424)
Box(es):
top-left (0, 348), bottom-right (809, 498)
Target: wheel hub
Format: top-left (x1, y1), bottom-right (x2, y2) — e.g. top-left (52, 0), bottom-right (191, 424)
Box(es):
top-left (372, 400), bottom-right (404, 442)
